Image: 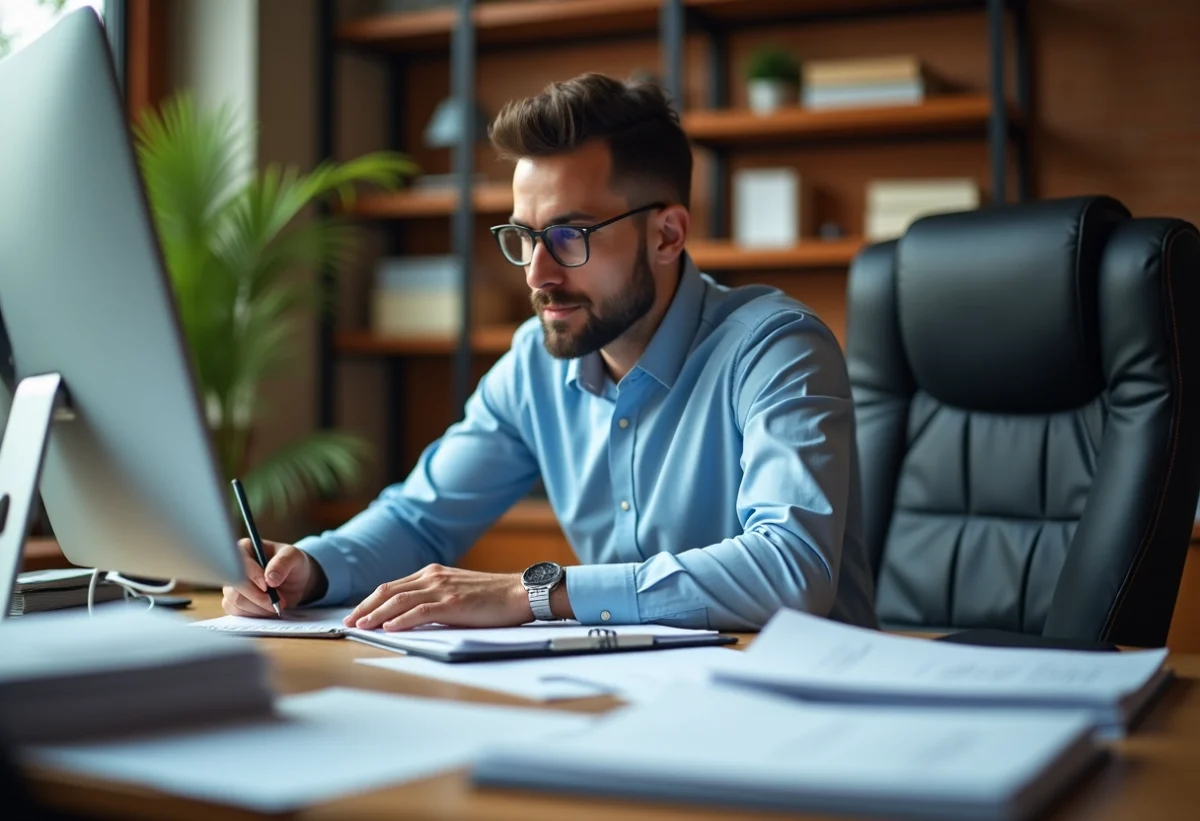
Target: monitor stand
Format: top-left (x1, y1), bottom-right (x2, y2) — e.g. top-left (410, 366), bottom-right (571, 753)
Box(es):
top-left (0, 373), bottom-right (72, 621)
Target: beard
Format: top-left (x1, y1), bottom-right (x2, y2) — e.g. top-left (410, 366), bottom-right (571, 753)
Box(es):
top-left (533, 235), bottom-right (656, 360)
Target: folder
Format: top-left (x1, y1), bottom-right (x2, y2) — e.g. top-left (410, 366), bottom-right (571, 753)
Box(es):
top-left (194, 611), bottom-right (735, 662)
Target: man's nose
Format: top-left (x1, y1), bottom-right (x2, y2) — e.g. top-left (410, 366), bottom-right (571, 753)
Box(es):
top-left (525, 240), bottom-right (564, 292)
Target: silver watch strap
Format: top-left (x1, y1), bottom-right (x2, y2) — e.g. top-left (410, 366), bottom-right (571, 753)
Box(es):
top-left (528, 586), bottom-right (555, 621)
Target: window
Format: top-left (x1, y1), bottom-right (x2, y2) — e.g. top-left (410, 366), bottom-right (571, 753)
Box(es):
top-left (0, 1), bottom-right (109, 59)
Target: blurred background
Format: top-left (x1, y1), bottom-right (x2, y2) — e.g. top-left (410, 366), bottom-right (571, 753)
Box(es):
top-left (5, 0), bottom-right (1198, 646)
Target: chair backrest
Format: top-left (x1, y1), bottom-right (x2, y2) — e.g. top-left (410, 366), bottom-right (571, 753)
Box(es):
top-left (846, 195), bottom-right (1200, 647)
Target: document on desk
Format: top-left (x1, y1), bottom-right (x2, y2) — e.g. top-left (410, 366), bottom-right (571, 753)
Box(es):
top-left (473, 682), bottom-right (1102, 821)
top-left (27, 686), bottom-right (593, 812)
top-left (193, 612), bottom-right (734, 662)
top-left (712, 608), bottom-right (1171, 733)
top-left (358, 646), bottom-right (746, 702)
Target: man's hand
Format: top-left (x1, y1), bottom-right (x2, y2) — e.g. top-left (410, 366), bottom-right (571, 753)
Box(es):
top-left (344, 564), bottom-right (535, 631)
top-left (221, 539), bottom-right (326, 618)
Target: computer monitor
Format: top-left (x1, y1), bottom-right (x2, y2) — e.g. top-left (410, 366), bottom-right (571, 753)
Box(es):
top-left (0, 8), bottom-right (245, 616)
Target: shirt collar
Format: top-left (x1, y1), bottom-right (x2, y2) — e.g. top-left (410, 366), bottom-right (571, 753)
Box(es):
top-left (565, 252), bottom-right (706, 395)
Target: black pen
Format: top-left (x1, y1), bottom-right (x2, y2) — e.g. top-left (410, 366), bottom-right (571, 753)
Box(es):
top-left (231, 478), bottom-right (282, 617)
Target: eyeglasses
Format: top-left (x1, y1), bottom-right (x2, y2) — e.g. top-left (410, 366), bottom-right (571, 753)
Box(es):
top-left (490, 202), bottom-right (666, 268)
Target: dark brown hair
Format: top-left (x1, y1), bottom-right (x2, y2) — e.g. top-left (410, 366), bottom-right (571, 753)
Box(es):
top-left (489, 73), bottom-right (692, 209)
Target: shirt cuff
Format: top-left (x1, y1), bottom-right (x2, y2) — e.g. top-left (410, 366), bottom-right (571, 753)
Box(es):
top-left (565, 562), bottom-right (640, 625)
top-left (294, 534), bottom-right (355, 608)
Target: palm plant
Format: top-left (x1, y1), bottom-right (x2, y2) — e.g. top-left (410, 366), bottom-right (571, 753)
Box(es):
top-left (133, 91), bottom-right (417, 520)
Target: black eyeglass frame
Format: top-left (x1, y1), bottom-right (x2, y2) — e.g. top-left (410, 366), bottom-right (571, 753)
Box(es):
top-left (490, 202), bottom-right (667, 268)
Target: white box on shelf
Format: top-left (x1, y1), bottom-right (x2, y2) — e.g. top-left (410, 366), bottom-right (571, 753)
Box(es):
top-left (732, 168), bottom-right (813, 247)
top-left (370, 255), bottom-right (507, 337)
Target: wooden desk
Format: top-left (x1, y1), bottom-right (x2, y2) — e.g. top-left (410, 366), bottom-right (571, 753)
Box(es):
top-left (24, 593), bottom-right (1200, 821)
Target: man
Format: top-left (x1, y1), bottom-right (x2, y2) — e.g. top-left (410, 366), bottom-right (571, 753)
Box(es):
top-left (223, 73), bottom-right (876, 633)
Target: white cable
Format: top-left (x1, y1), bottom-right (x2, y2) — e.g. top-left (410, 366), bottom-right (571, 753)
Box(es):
top-left (87, 567), bottom-right (101, 616)
top-left (85, 569), bottom-right (175, 616)
top-left (105, 572), bottom-right (176, 596)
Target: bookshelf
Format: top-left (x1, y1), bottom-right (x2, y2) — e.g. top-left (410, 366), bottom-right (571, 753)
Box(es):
top-left (313, 0), bottom-right (1032, 558)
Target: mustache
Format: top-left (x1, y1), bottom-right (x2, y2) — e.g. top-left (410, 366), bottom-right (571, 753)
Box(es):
top-left (532, 290), bottom-right (591, 311)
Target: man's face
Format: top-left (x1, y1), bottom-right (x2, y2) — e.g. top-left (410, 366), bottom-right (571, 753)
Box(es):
top-left (509, 141), bottom-right (656, 359)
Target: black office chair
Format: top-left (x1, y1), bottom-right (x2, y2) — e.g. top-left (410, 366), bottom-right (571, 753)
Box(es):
top-left (846, 195), bottom-right (1200, 648)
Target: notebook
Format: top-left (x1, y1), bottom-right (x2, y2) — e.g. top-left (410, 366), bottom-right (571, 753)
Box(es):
top-left (9, 568), bottom-right (124, 615)
top-left (712, 608), bottom-right (1171, 734)
top-left (473, 682), bottom-right (1103, 821)
top-left (193, 610), bottom-right (735, 662)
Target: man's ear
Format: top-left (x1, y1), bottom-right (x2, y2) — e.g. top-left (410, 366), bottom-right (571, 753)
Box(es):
top-left (651, 203), bottom-right (690, 264)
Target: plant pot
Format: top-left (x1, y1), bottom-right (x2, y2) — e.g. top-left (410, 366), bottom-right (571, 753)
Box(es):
top-left (747, 79), bottom-right (796, 114)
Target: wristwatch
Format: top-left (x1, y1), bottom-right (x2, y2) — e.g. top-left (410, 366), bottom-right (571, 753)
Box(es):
top-left (521, 561), bottom-right (564, 621)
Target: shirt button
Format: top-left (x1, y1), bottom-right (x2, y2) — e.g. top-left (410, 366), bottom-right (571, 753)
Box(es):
top-left (618, 418), bottom-right (629, 429)
top-left (600, 610), bottom-right (611, 621)
top-left (620, 500), bottom-right (630, 511)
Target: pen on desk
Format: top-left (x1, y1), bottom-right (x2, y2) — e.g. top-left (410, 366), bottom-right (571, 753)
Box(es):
top-left (231, 478), bottom-right (282, 617)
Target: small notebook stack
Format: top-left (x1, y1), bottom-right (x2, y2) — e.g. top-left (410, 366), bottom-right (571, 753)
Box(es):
top-left (0, 607), bottom-right (274, 744)
top-left (10, 568), bottom-right (124, 615)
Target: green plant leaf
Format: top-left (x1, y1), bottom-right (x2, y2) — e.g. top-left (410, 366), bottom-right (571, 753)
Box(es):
top-left (746, 47), bottom-right (800, 82)
top-left (241, 431), bottom-right (373, 521)
top-left (133, 91), bottom-right (417, 520)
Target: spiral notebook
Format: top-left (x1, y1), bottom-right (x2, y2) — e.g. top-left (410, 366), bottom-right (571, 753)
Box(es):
top-left (193, 610), bottom-right (735, 662)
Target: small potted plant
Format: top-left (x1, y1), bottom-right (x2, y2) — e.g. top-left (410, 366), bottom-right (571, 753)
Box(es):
top-left (745, 46), bottom-right (800, 114)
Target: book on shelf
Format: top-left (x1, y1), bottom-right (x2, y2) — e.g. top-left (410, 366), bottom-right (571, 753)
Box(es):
top-left (370, 255), bottom-right (509, 338)
top-left (865, 177), bottom-right (981, 240)
top-left (801, 55), bottom-right (948, 110)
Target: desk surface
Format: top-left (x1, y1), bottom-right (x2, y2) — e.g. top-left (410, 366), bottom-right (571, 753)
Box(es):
top-left (27, 593), bottom-right (1200, 821)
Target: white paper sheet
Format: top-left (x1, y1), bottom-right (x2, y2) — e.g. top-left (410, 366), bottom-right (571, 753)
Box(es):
top-left (473, 682), bottom-right (1101, 821)
top-left (27, 687), bottom-right (593, 812)
top-left (713, 608), bottom-right (1170, 732)
top-left (358, 646), bottom-right (746, 703)
top-left (192, 609), bottom-right (355, 637)
top-left (723, 609), bottom-right (1168, 700)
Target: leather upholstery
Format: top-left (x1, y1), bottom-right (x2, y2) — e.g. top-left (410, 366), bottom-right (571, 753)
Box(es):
top-left (846, 195), bottom-right (1200, 647)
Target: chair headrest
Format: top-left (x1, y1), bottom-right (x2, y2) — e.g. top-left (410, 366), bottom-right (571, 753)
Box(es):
top-left (896, 195), bottom-right (1131, 412)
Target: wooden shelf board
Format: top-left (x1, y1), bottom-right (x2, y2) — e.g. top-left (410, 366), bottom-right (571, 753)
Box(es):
top-left (685, 0), bottom-right (981, 24)
top-left (335, 325), bottom-right (520, 357)
top-left (337, 1), bottom-right (983, 51)
top-left (348, 183), bottom-right (512, 219)
top-left (337, 0), bottom-right (661, 51)
top-left (684, 95), bottom-right (1009, 145)
top-left (689, 237), bottom-right (865, 270)
top-left (308, 498), bottom-right (559, 532)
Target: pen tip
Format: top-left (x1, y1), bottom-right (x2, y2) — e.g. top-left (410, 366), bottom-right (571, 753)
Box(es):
top-left (273, 602), bottom-right (282, 617)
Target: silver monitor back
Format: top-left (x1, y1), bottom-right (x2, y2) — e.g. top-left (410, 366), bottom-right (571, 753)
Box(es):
top-left (0, 9), bottom-right (243, 590)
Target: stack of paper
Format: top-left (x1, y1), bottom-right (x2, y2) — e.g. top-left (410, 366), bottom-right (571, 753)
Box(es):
top-left (28, 687), bottom-right (593, 813)
top-left (712, 609), bottom-right (1171, 734)
top-left (0, 607), bottom-right (273, 744)
top-left (9, 567), bottom-right (124, 615)
top-left (473, 683), bottom-right (1101, 821)
top-left (193, 610), bottom-right (733, 662)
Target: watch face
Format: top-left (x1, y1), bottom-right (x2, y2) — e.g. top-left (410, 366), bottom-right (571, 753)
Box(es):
top-left (522, 561), bottom-right (561, 587)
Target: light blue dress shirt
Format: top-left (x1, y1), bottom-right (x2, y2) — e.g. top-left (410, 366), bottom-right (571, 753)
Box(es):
top-left (299, 254), bottom-right (877, 631)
